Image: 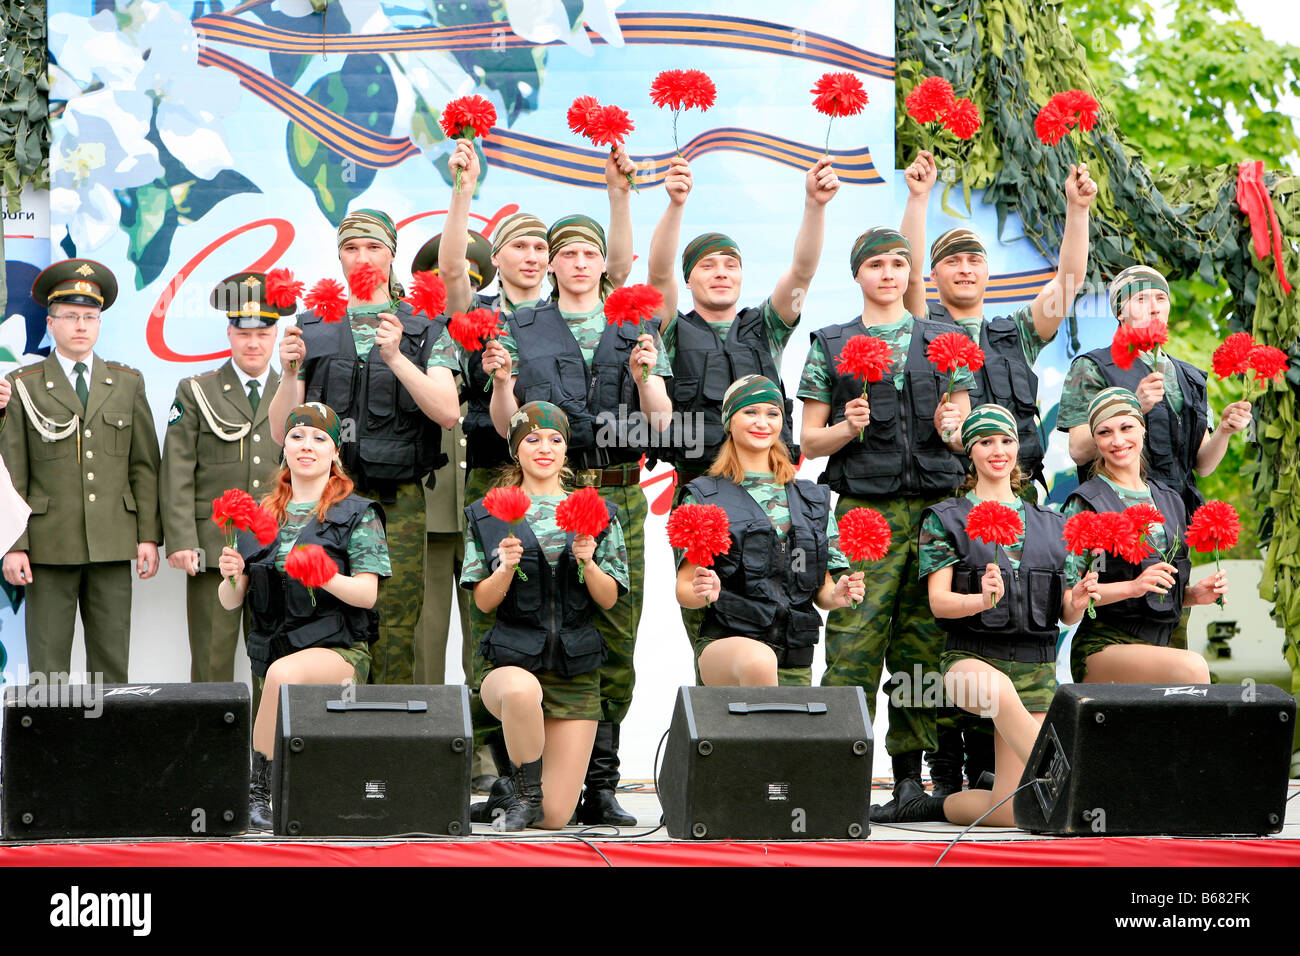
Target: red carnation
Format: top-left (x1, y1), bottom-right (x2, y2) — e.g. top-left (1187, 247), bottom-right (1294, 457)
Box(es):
top-left (811, 71), bottom-right (869, 118)
top-left (1036, 90), bottom-right (1100, 147)
top-left (438, 94), bottom-right (497, 141)
top-left (1060, 89), bottom-right (1100, 131)
top-left (212, 489), bottom-right (278, 585)
top-left (1123, 503), bottom-right (1164, 542)
top-left (942, 98), bottom-right (981, 140)
top-left (927, 331), bottom-right (985, 410)
top-left (1102, 510), bottom-right (1153, 565)
top-left (1063, 510), bottom-right (1107, 617)
top-left (1034, 101), bottom-right (1070, 147)
top-left (305, 278), bottom-right (348, 324)
top-left (904, 76), bottom-right (955, 125)
top-left (485, 486), bottom-right (532, 579)
top-left (605, 284), bottom-right (664, 382)
top-left (835, 334), bottom-right (893, 385)
top-left (586, 104), bottom-right (635, 148)
top-left (838, 507), bottom-right (891, 564)
top-left (448, 311), bottom-right (485, 353)
top-left (249, 509), bottom-right (280, 548)
top-left (567, 96), bottom-right (601, 137)
top-left (404, 270), bottom-right (448, 320)
top-left (1187, 499), bottom-right (1241, 607)
top-left (1248, 345), bottom-right (1288, 385)
top-left (471, 307), bottom-right (502, 343)
top-left (264, 267), bottom-right (303, 310)
top-left (966, 501), bottom-right (1023, 548)
top-left (347, 261), bottom-right (384, 302)
top-left (651, 69), bottom-right (717, 154)
top-left (1212, 332), bottom-right (1256, 380)
top-left (666, 503), bottom-right (732, 569)
top-left (1110, 322), bottom-right (1168, 371)
top-left (284, 543), bottom-right (338, 605)
top-left (556, 487), bottom-right (611, 582)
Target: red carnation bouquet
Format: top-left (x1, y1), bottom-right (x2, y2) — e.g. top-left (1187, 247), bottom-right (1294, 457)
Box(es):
top-left (1109, 321), bottom-right (1169, 371)
top-left (264, 267), bottom-right (303, 310)
top-left (1062, 510), bottom-right (1108, 617)
top-left (834, 335), bottom-right (893, 441)
top-left (1248, 345), bottom-right (1289, 386)
top-left (439, 95), bottom-right (497, 192)
top-left (650, 69), bottom-right (716, 155)
top-left (1186, 500), bottom-right (1241, 608)
top-left (926, 331), bottom-right (985, 439)
top-left (556, 486), bottom-right (611, 582)
top-left (604, 284), bottom-right (664, 382)
top-left (484, 486), bottom-right (532, 580)
top-left (1034, 89), bottom-right (1100, 149)
top-left (404, 271), bottom-right (448, 321)
top-left (904, 76), bottom-right (981, 141)
top-left (667, 502), bottom-right (731, 604)
top-left (447, 307), bottom-right (503, 389)
top-left (284, 543), bottom-right (339, 606)
top-left (838, 506), bottom-right (891, 608)
top-left (811, 71), bottom-right (868, 155)
top-left (211, 488), bottom-right (279, 588)
top-left (568, 95), bottom-right (637, 190)
top-left (1212, 332), bottom-right (1256, 380)
top-left (965, 501), bottom-right (1023, 607)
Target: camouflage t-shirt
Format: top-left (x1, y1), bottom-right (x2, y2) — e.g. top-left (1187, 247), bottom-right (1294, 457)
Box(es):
top-left (1062, 475), bottom-right (1169, 585)
top-left (918, 491), bottom-right (1026, 577)
top-left (460, 492), bottom-right (631, 589)
top-left (1056, 351), bottom-right (1189, 429)
top-left (296, 301), bottom-right (458, 378)
top-left (678, 473), bottom-right (849, 572)
top-left (949, 305), bottom-right (1051, 367)
top-left (661, 297), bottom-right (797, 371)
top-left (497, 305), bottom-right (673, 378)
top-left (275, 501), bottom-right (391, 576)
top-left (797, 314), bottom-right (977, 402)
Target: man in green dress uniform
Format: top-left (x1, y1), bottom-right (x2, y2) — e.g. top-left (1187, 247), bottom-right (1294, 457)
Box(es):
top-left (1, 259), bottom-right (162, 683)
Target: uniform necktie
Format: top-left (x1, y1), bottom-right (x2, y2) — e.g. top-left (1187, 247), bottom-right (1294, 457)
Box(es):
top-left (247, 379), bottom-right (261, 413)
top-left (73, 361), bottom-right (89, 409)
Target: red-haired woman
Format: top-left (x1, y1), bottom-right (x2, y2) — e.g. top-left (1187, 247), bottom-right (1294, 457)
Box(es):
top-left (218, 402), bottom-right (391, 830)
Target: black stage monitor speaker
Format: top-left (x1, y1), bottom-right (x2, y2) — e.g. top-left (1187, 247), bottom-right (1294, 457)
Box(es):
top-left (659, 685), bottom-right (873, 840)
top-left (273, 683), bottom-right (472, 836)
top-left (2, 681), bottom-right (250, 839)
top-left (1014, 682), bottom-right (1295, 836)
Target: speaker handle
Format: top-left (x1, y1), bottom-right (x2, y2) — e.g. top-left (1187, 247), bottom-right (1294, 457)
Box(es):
top-left (727, 702), bottom-right (827, 715)
top-left (324, 701), bottom-right (429, 713)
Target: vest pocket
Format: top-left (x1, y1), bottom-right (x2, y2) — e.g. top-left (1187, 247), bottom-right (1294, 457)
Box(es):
top-left (503, 553), bottom-right (544, 613)
top-left (702, 352), bottom-right (731, 401)
top-left (966, 568), bottom-right (1010, 629)
top-left (1026, 568), bottom-right (1062, 630)
top-left (484, 626), bottom-right (545, 669)
top-left (102, 410), bottom-right (132, 456)
top-left (285, 612), bottom-right (350, 649)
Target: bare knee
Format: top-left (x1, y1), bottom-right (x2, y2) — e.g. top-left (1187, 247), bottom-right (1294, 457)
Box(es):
top-left (736, 654), bottom-right (778, 686)
top-left (1171, 650), bottom-right (1210, 684)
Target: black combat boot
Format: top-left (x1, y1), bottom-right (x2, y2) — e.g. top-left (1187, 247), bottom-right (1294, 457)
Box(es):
top-left (249, 751), bottom-right (273, 832)
top-left (492, 759), bottom-right (545, 832)
top-left (926, 729), bottom-right (966, 800)
top-left (870, 751), bottom-right (924, 823)
top-left (470, 773), bottom-right (515, 824)
top-left (888, 777), bottom-right (948, 823)
top-left (576, 720), bottom-right (636, 826)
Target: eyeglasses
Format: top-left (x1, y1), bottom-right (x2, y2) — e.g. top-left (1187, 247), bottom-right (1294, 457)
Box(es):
top-left (50, 313), bottom-right (101, 325)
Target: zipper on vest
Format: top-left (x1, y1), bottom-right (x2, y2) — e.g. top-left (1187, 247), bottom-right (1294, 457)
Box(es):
top-left (1009, 567), bottom-right (1024, 659)
top-left (898, 380), bottom-right (917, 492)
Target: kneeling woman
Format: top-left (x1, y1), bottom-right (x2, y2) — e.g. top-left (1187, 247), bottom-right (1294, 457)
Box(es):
top-left (1065, 387), bottom-right (1225, 684)
top-left (676, 376), bottom-right (864, 686)
top-left (461, 402), bottom-right (627, 831)
top-left (908, 405), bottom-right (1096, 827)
top-left (218, 403), bottom-right (391, 830)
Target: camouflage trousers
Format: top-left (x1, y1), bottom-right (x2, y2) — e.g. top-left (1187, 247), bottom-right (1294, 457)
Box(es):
top-left (592, 483), bottom-right (648, 725)
top-left (359, 480), bottom-right (426, 684)
top-left (821, 493), bottom-right (946, 757)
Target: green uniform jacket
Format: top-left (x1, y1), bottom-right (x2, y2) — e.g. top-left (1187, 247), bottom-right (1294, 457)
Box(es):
top-left (2, 353), bottom-right (162, 563)
top-left (160, 361), bottom-right (282, 562)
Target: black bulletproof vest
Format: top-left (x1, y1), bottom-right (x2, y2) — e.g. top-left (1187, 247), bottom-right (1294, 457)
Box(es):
top-left (929, 304), bottom-right (1046, 482)
top-left (508, 301), bottom-right (647, 470)
top-left (815, 315), bottom-right (965, 498)
top-left (463, 495), bottom-right (618, 677)
top-left (663, 307), bottom-right (797, 468)
top-left (239, 494), bottom-right (382, 678)
top-left (1083, 346), bottom-right (1209, 514)
top-left (300, 301), bottom-right (448, 494)
top-left (1068, 477), bottom-right (1191, 645)
top-left (927, 496), bottom-right (1067, 662)
top-left (461, 291), bottom-right (512, 471)
top-left (687, 476), bottom-right (830, 667)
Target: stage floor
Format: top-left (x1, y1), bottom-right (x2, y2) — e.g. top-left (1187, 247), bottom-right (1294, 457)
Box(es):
top-left (3, 779), bottom-right (1298, 867)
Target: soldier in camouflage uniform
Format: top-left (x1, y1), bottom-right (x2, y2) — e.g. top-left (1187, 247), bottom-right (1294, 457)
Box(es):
top-left (798, 228), bottom-right (974, 820)
top-left (461, 401), bottom-right (629, 830)
top-left (1057, 266), bottom-right (1252, 650)
top-left (268, 209), bottom-right (462, 684)
top-left (1, 260), bottom-right (162, 684)
top-left (161, 273), bottom-right (289, 706)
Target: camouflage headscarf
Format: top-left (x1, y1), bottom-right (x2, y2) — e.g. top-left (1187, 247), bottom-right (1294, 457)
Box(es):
top-left (508, 401), bottom-right (571, 459)
top-left (721, 375), bottom-right (784, 430)
top-left (930, 228), bottom-right (987, 267)
top-left (547, 214), bottom-right (614, 301)
top-left (1088, 387), bottom-right (1145, 433)
top-left (285, 402), bottom-right (342, 449)
top-left (961, 404), bottom-right (1018, 454)
top-left (851, 227), bottom-right (911, 277)
top-left (682, 232), bottom-right (742, 281)
top-left (337, 208), bottom-right (403, 300)
top-left (492, 213), bottom-right (548, 256)
top-left (1108, 265), bottom-right (1169, 318)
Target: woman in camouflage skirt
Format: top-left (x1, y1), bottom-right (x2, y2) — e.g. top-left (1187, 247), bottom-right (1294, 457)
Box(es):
top-left (676, 376), bottom-right (864, 686)
top-left (461, 401), bottom-right (629, 831)
top-left (218, 403), bottom-right (392, 830)
top-left (902, 404), bottom-right (1097, 827)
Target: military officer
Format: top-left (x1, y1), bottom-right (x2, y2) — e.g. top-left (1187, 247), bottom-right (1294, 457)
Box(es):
top-left (1, 259), bottom-right (162, 683)
top-left (161, 272), bottom-right (290, 691)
